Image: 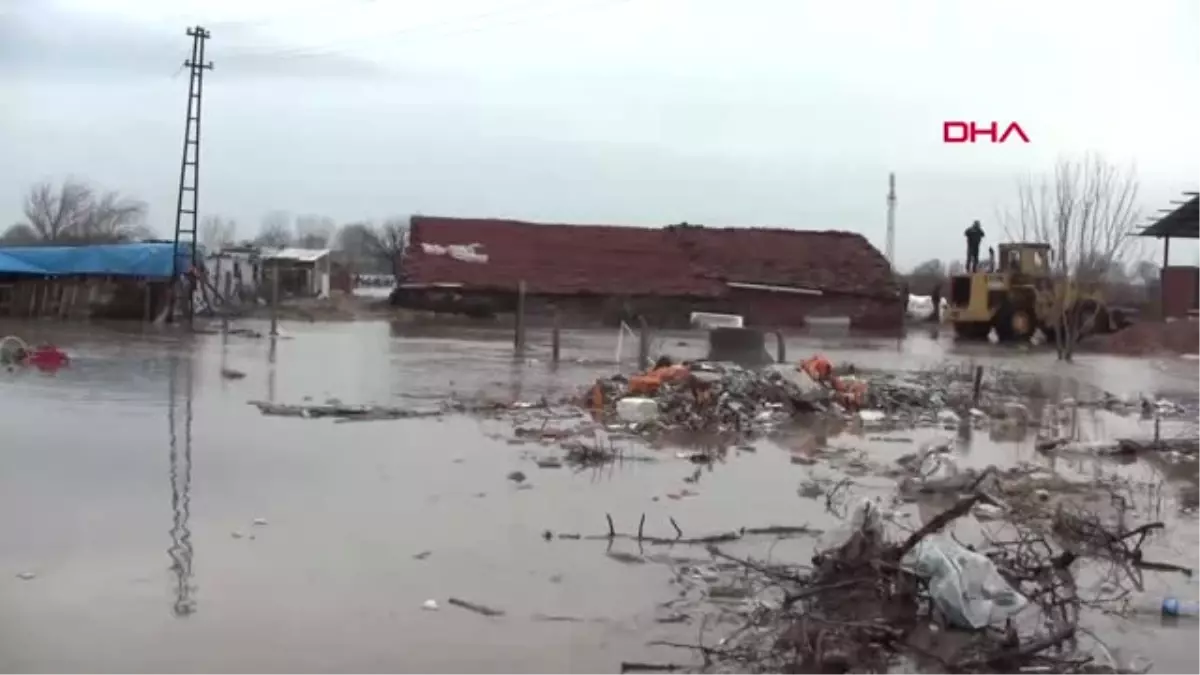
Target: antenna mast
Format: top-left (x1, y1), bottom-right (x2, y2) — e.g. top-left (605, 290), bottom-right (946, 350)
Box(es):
top-left (885, 172), bottom-right (897, 268)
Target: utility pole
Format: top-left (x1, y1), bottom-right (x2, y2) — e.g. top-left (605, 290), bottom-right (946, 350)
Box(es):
top-left (171, 26), bottom-right (213, 325)
top-left (885, 172), bottom-right (897, 269)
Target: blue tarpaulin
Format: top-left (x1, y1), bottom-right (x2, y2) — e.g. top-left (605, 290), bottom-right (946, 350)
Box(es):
top-left (0, 243), bottom-right (192, 278)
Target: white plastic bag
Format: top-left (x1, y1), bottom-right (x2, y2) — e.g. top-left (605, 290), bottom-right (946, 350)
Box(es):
top-left (917, 450), bottom-right (959, 483)
top-left (901, 534), bottom-right (1027, 629)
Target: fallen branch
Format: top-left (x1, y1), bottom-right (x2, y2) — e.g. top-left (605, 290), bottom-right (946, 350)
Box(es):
top-left (619, 661), bottom-right (687, 673)
top-left (953, 626), bottom-right (1076, 671)
top-left (895, 494), bottom-right (983, 559)
top-left (553, 515), bottom-right (821, 547)
top-left (447, 597), bottom-right (505, 617)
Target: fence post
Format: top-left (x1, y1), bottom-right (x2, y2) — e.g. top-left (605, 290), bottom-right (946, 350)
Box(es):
top-left (637, 316), bottom-right (651, 371)
top-left (269, 265), bottom-right (280, 337)
top-left (514, 280), bottom-right (527, 356)
top-left (551, 306), bottom-right (561, 365)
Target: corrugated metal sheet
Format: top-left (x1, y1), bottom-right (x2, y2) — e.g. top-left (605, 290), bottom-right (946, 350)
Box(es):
top-left (403, 217), bottom-right (898, 299)
top-left (262, 247), bottom-right (331, 263)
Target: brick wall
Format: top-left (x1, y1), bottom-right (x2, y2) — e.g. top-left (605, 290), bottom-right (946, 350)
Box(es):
top-left (395, 287), bottom-right (903, 330)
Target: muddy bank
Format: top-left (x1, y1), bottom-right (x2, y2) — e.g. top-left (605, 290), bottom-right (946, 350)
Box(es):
top-left (1090, 319), bottom-right (1198, 357)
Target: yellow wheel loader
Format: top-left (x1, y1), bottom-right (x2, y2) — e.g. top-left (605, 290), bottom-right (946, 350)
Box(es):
top-left (945, 243), bottom-right (1125, 342)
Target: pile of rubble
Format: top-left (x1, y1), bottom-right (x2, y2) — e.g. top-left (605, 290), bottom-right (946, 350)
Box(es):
top-left (583, 358), bottom-right (1108, 442)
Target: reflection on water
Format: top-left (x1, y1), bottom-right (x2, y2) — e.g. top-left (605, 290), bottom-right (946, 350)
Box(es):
top-left (266, 337), bottom-right (277, 403)
top-left (166, 354), bottom-right (196, 618)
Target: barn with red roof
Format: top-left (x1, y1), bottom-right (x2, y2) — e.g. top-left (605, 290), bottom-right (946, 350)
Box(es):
top-left (396, 216), bottom-right (902, 329)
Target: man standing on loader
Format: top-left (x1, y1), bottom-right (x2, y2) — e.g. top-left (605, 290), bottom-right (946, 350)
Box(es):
top-left (964, 220), bottom-right (985, 272)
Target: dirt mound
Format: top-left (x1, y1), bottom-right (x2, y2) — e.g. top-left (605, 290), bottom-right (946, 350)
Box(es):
top-left (1092, 319), bottom-right (1198, 356)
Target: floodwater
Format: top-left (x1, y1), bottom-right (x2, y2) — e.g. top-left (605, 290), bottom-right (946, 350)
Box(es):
top-left (0, 320), bottom-right (1196, 673)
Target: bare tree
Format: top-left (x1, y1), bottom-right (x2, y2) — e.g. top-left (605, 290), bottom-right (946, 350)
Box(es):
top-left (4, 179), bottom-right (148, 244)
top-left (331, 218), bottom-right (409, 277)
top-left (905, 258), bottom-right (946, 295)
top-left (1001, 154), bottom-right (1141, 360)
top-left (910, 259), bottom-right (945, 278)
top-left (0, 223), bottom-right (39, 245)
top-left (294, 214), bottom-right (335, 249)
top-left (375, 217), bottom-right (409, 278)
top-left (200, 215), bottom-right (237, 251)
top-left (255, 211), bottom-right (293, 248)
top-left (334, 221), bottom-right (379, 270)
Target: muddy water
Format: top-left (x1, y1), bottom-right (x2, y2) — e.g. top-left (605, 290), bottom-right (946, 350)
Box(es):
top-left (0, 320), bottom-right (1196, 673)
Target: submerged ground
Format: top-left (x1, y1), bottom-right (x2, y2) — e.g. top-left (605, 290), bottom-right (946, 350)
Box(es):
top-left (0, 320), bottom-right (1196, 673)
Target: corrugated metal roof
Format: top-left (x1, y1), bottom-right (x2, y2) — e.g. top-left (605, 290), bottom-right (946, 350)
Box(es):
top-left (262, 247), bottom-right (331, 262)
top-left (1139, 195), bottom-right (1199, 239)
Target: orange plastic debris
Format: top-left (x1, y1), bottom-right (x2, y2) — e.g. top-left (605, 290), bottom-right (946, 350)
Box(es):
top-left (798, 354), bottom-right (868, 410)
top-left (627, 365), bottom-right (692, 396)
top-left (628, 374), bottom-right (663, 396)
top-left (798, 355), bottom-right (834, 383)
top-left (654, 365), bottom-right (691, 382)
top-left (835, 378), bottom-right (869, 409)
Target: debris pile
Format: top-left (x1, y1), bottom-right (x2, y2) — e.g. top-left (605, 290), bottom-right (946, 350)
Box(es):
top-left (584, 358), bottom-right (1093, 442)
top-left (587, 359), bottom-right (831, 439)
top-left (628, 478), bottom-right (1190, 674)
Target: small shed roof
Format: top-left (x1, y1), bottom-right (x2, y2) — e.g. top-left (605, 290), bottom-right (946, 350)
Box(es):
top-left (262, 247), bottom-right (331, 262)
top-left (1138, 194), bottom-right (1198, 239)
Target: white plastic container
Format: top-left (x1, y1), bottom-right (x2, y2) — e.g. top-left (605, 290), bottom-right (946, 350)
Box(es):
top-left (616, 397), bottom-right (659, 424)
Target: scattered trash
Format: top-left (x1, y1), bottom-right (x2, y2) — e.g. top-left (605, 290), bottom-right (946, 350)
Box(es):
top-left (616, 397), bottom-right (659, 424)
top-left (637, 484), bottom-right (1166, 674)
top-left (16, 571), bottom-right (36, 581)
top-left (422, 599), bottom-right (439, 611)
top-left (252, 518), bottom-right (268, 526)
top-left (249, 400), bottom-right (445, 422)
top-left (858, 409), bottom-right (886, 424)
top-left (413, 551), bottom-right (432, 560)
top-left (507, 471), bottom-right (527, 483)
top-left (901, 534), bottom-right (1028, 629)
top-left (0, 336), bottom-right (70, 372)
top-left (220, 367), bottom-right (246, 380)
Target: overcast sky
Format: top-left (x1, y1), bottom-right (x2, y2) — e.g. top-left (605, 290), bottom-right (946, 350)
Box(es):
top-left (2, 0), bottom-right (1197, 267)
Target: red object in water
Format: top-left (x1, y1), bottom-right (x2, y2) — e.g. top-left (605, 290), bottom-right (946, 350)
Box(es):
top-left (26, 344), bottom-right (69, 370)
